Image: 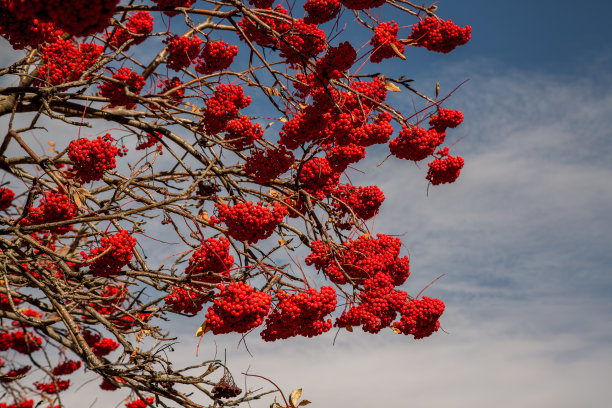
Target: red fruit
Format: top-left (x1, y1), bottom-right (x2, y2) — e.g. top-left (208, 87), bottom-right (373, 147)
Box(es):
top-left (409, 16), bottom-right (471, 53)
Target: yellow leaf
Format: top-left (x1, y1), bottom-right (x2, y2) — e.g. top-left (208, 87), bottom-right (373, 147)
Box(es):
top-left (384, 82), bottom-right (401, 92)
top-left (195, 321), bottom-right (211, 337)
top-left (278, 239), bottom-right (286, 247)
top-left (399, 38), bottom-right (418, 46)
top-left (428, 5), bottom-right (438, 11)
top-left (391, 324), bottom-right (402, 334)
top-left (435, 82), bottom-right (440, 98)
top-left (289, 389), bottom-right (302, 408)
top-left (279, 117), bottom-right (287, 123)
top-left (47, 141), bottom-right (55, 146)
top-left (198, 210), bottom-right (210, 223)
top-left (390, 43), bottom-right (406, 60)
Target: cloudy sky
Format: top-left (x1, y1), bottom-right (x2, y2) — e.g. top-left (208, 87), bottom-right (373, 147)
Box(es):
top-left (2, 1), bottom-right (612, 407)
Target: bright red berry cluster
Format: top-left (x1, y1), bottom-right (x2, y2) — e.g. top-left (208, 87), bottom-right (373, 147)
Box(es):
top-left (164, 286), bottom-right (209, 315)
top-left (205, 282), bottom-right (272, 334)
top-left (203, 84), bottom-right (251, 135)
top-left (195, 40), bottom-right (238, 75)
top-left (306, 234), bottom-right (410, 286)
top-left (185, 237), bottom-right (234, 283)
top-left (110, 11), bottom-right (153, 51)
top-left (82, 330), bottom-right (120, 357)
top-left (409, 16), bottom-right (471, 53)
top-left (278, 19), bottom-right (327, 65)
top-left (243, 146), bottom-right (294, 184)
top-left (314, 41), bottom-right (356, 80)
top-left (389, 126), bottom-right (444, 161)
top-left (7, 330), bottom-right (43, 354)
top-left (0, 187), bottom-right (14, 210)
top-left (51, 360), bottom-right (81, 376)
top-left (165, 35), bottom-right (202, 72)
top-left (393, 296), bottom-right (445, 339)
top-left (339, 0), bottom-right (385, 10)
top-left (35, 379), bottom-right (70, 394)
top-left (426, 147), bottom-right (464, 185)
top-left (157, 76), bottom-right (185, 107)
top-left (81, 231), bottom-right (137, 277)
top-left (135, 132), bottom-right (163, 151)
top-left (0, 2), bottom-right (60, 49)
top-left (223, 116), bottom-right (263, 150)
top-left (370, 21), bottom-right (404, 63)
top-left (213, 201), bottom-right (288, 244)
top-left (20, 191), bottom-right (76, 235)
top-left (304, 0), bottom-right (341, 25)
top-left (0, 366), bottom-right (31, 383)
top-left (98, 67), bottom-right (145, 109)
top-left (37, 37), bottom-right (103, 86)
top-left (333, 184), bottom-right (385, 221)
top-left (261, 286), bottom-right (337, 341)
top-left (68, 134), bottom-right (118, 183)
top-left (429, 108), bottom-right (464, 133)
top-left (125, 397), bottom-right (154, 408)
top-left (326, 143), bottom-right (366, 173)
top-left (0, 400), bottom-right (34, 408)
top-left (153, 0), bottom-right (195, 17)
top-left (297, 157), bottom-right (340, 199)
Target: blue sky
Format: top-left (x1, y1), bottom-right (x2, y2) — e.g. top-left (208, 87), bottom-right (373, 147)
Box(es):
top-left (2, 1), bottom-right (612, 407)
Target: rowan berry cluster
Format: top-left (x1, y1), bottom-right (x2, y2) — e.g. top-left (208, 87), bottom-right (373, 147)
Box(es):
top-left (261, 286), bottom-right (337, 341)
top-left (165, 35), bottom-right (202, 72)
top-left (98, 67), bottom-right (146, 109)
top-left (278, 19), bottom-right (327, 65)
top-left (205, 282), bottom-right (272, 334)
top-left (409, 16), bottom-right (472, 53)
top-left (223, 116), bottom-right (263, 150)
top-left (211, 379), bottom-right (242, 399)
top-left (314, 41), bottom-right (356, 80)
top-left (99, 376), bottom-right (123, 391)
top-left (35, 380), bottom-right (70, 394)
top-left (243, 146), bottom-right (294, 183)
top-left (185, 237), bottom-right (234, 283)
top-left (36, 37), bottom-right (103, 86)
top-left (0, 3), bottom-right (60, 49)
top-left (370, 21), bottom-right (404, 63)
top-left (89, 285), bottom-right (127, 315)
top-left (0, 366), bottom-right (31, 383)
top-left (68, 134), bottom-right (118, 183)
top-left (326, 143), bottom-right (366, 173)
top-left (339, 0), bottom-right (385, 10)
top-left (125, 398), bottom-right (154, 408)
top-left (195, 41), bottom-right (238, 75)
top-left (135, 132), bottom-right (163, 151)
top-left (82, 330), bottom-right (120, 357)
top-left (297, 157), bottom-right (340, 199)
top-left (0, 293), bottom-right (21, 311)
top-left (203, 84), bottom-right (251, 135)
top-left (429, 108), bottom-right (464, 133)
top-left (0, 400), bottom-right (34, 408)
top-left (389, 126), bottom-right (444, 161)
top-left (164, 286), bottom-right (209, 315)
top-left (333, 184), bottom-right (385, 221)
top-left (247, 0), bottom-right (274, 8)
top-left (81, 231), bottom-right (137, 277)
top-left (110, 11), bottom-right (153, 51)
top-left (6, 330), bottom-right (43, 354)
top-left (394, 297), bottom-right (445, 339)
top-left (20, 191), bottom-right (76, 235)
top-left (0, 187), bottom-right (14, 210)
top-left (426, 147), bottom-right (465, 185)
top-left (212, 201), bottom-right (288, 244)
top-left (157, 77), bottom-right (185, 106)
top-left (153, 0), bottom-right (195, 17)
top-left (238, 6), bottom-right (291, 48)
top-left (306, 234), bottom-right (410, 286)
top-left (51, 360), bottom-right (81, 376)
top-left (304, 0), bottom-right (341, 25)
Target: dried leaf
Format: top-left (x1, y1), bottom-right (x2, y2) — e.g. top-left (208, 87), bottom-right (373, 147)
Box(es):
top-left (428, 5), bottom-right (438, 11)
top-left (289, 389), bottom-right (302, 408)
top-left (73, 191), bottom-right (83, 208)
top-left (298, 102), bottom-right (309, 109)
top-left (345, 325), bottom-right (353, 333)
top-left (198, 210), bottom-right (210, 223)
top-left (435, 82), bottom-right (440, 98)
top-left (47, 141), bottom-right (55, 146)
top-left (391, 325), bottom-right (402, 334)
top-left (195, 321), bottom-right (211, 337)
top-left (390, 43), bottom-right (407, 60)
top-left (298, 401), bottom-right (311, 406)
top-left (278, 239), bottom-right (286, 247)
top-left (384, 82), bottom-right (401, 92)
top-left (279, 117), bottom-right (287, 123)
top-left (398, 38), bottom-right (418, 46)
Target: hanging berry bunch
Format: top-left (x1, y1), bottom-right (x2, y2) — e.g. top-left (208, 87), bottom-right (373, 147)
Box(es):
top-left (409, 16), bottom-right (472, 53)
top-left (81, 231), bottom-right (137, 277)
top-left (68, 134), bottom-right (118, 183)
top-left (212, 201), bottom-right (288, 244)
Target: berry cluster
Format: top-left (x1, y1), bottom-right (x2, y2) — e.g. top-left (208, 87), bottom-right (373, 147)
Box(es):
top-left (339, 0), bottom-right (385, 10)
top-left (82, 330), bottom-right (120, 357)
top-left (306, 234), bottom-right (410, 286)
top-left (426, 147), bottom-right (464, 185)
top-left (82, 231), bottom-right (137, 277)
top-left (157, 76), bottom-right (185, 107)
top-left (370, 21), bottom-right (404, 63)
top-left (243, 146), bottom-right (294, 184)
top-left (35, 379), bottom-right (70, 394)
top-left (99, 376), bottom-right (124, 391)
top-left (326, 143), bottom-right (366, 173)
top-left (68, 134), bottom-right (118, 183)
top-left (238, 6), bottom-right (291, 48)
top-left (185, 237), bottom-right (234, 283)
top-left (336, 272), bottom-right (408, 333)
top-left (0, 366), bottom-right (31, 383)
top-left (0, 187), bottom-right (14, 210)
top-left (247, 0), bottom-right (274, 8)
top-left (278, 19), bottom-right (326, 65)
top-left (393, 297), bottom-right (445, 339)
top-left (211, 379), bottom-right (242, 399)
top-left (0, 400), bottom-right (34, 408)
top-left (152, 0), bottom-right (195, 17)
top-left (409, 16), bottom-right (471, 53)
top-left (429, 108), bottom-right (464, 133)
top-left (6, 330), bottom-right (43, 354)
top-left (0, 293), bottom-right (22, 311)
top-left (333, 184), bottom-right (385, 221)
top-left (165, 35), bottom-right (202, 72)
top-left (304, 0), bottom-right (341, 25)
top-left (20, 191), bottom-right (76, 235)
top-left (297, 157), bottom-right (340, 199)
top-left (110, 11), bottom-right (154, 51)
top-left (135, 132), bottom-right (163, 151)
top-left (125, 397), bottom-right (154, 408)
top-left (314, 41), bottom-right (356, 80)
top-left (164, 286), bottom-right (209, 315)
top-left (98, 67), bottom-right (146, 109)
top-left (223, 116), bottom-right (263, 150)
top-left (195, 40), bottom-right (238, 75)
top-left (37, 37), bottom-right (103, 86)
top-left (51, 360), bottom-right (81, 376)
top-left (389, 126), bottom-right (444, 161)
top-left (0, 3), bottom-right (60, 49)
top-left (205, 282), bottom-right (272, 334)
top-left (203, 84), bottom-right (251, 135)
top-left (261, 286), bottom-right (337, 341)
top-left (213, 201), bottom-right (287, 244)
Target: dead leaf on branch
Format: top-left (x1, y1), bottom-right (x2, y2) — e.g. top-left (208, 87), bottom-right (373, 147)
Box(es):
top-left (195, 320), bottom-right (211, 337)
